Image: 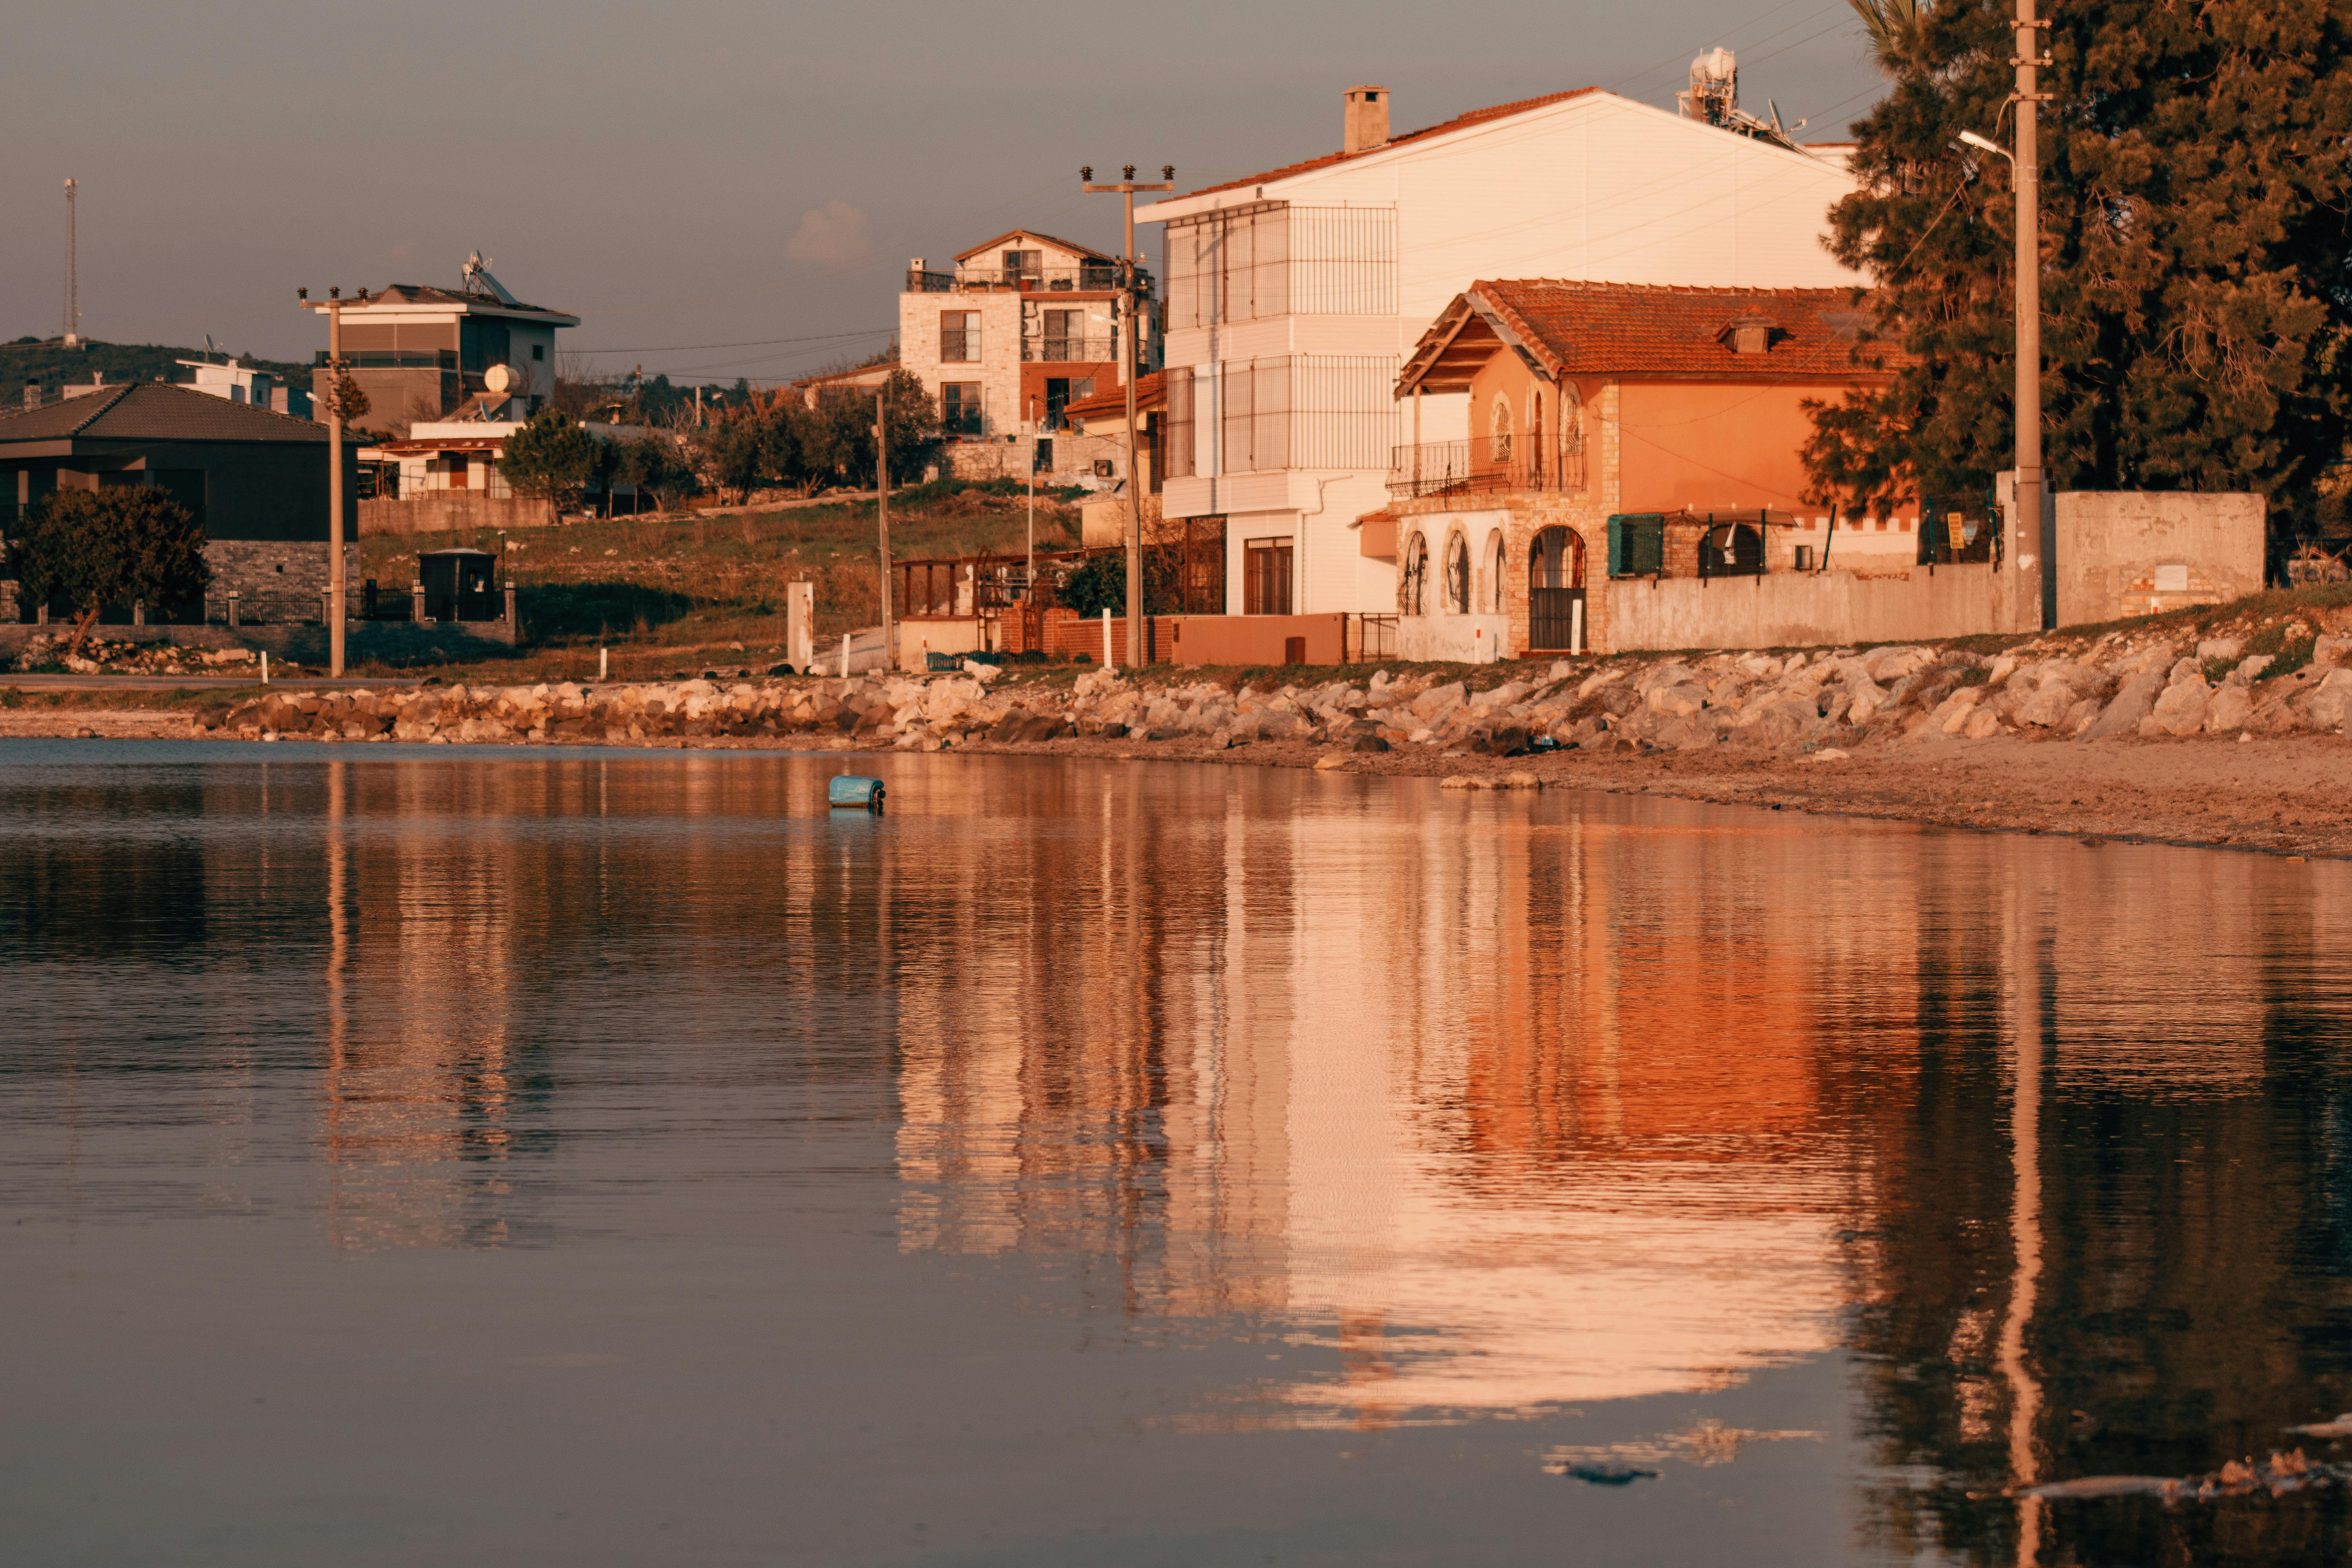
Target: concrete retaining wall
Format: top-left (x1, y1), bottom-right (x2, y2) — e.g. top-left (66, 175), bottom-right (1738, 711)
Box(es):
top-left (1602, 563), bottom-right (2035, 652)
top-left (2054, 492), bottom-right (2265, 628)
top-left (360, 494), bottom-right (548, 538)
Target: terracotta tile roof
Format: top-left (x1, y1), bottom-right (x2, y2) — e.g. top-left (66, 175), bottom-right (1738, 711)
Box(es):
top-left (1062, 370), bottom-right (1165, 425)
top-left (1400, 279), bottom-right (1892, 391)
top-left (953, 228), bottom-right (1114, 264)
top-left (1179, 88), bottom-right (1600, 201)
top-left (0, 381), bottom-right (329, 445)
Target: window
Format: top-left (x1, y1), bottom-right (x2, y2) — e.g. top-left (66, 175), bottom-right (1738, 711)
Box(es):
top-left (940, 311), bottom-right (980, 363)
top-left (1043, 309), bottom-right (1080, 361)
top-left (1444, 533), bottom-right (1470, 614)
top-left (1485, 530), bottom-right (1506, 613)
top-left (941, 383), bottom-right (982, 437)
top-left (1003, 248), bottom-right (1041, 279)
top-left (531, 344), bottom-right (544, 361)
top-left (1490, 396), bottom-right (1513, 463)
top-left (1243, 536), bottom-right (1293, 615)
top-left (1162, 368), bottom-right (1194, 479)
top-left (1045, 377), bottom-right (1071, 430)
top-left (1400, 533), bottom-right (1427, 615)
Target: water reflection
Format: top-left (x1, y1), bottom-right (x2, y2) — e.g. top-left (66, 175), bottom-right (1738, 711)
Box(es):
top-left (6, 743), bottom-right (2352, 1565)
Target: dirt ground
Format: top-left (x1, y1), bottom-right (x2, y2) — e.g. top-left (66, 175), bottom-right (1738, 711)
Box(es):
top-left (9, 705), bottom-right (2345, 859)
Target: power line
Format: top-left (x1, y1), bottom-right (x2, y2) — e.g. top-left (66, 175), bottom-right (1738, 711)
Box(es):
top-left (564, 325), bottom-right (893, 356)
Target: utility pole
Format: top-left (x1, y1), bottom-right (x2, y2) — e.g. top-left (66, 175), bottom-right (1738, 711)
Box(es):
top-left (876, 388), bottom-right (893, 671)
top-left (1082, 163), bottom-right (1174, 668)
top-left (2015, 0), bottom-right (2051, 628)
top-left (299, 285), bottom-right (353, 678)
top-left (62, 179), bottom-right (80, 347)
top-left (1026, 394), bottom-right (1037, 601)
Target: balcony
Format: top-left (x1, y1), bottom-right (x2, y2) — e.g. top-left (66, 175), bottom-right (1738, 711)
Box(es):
top-left (315, 350), bottom-right (459, 370)
top-left (1387, 434), bottom-right (1585, 499)
top-left (907, 265), bottom-right (1148, 295)
top-left (1023, 337), bottom-right (1117, 364)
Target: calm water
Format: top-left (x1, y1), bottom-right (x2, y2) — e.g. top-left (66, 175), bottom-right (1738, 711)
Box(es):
top-left (5, 741), bottom-right (2352, 1566)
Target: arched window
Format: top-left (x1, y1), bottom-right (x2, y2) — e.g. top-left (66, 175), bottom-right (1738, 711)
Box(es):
top-left (1489, 396), bottom-right (1514, 464)
top-left (1485, 529), bottom-right (1507, 613)
top-left (1530, 390), bottom-right (1545, 486)
top-left (1561, 387), bottom-right (1585, 490)
top-left (1444, 532), bottom-right (1471, 614)
top-left (1400, 533), bottom-right (1428, 615)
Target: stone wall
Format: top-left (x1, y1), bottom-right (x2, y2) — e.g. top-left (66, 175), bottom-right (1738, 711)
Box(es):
top-left (202, 541), bottom-right (358, 623)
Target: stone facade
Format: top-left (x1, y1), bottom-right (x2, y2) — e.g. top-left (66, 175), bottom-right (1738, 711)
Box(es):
top-left (204, 540), bottom-right (360, 624)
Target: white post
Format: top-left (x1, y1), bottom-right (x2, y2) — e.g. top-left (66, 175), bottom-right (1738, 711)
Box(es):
top-left (599, 645), bottom-right (608, 681)
top-left (261, 650), bottom-right (270, 685)
top-left (1570, 600), bottom-right (1584, 657)
top-left (841, 632), bottom-right (851, 679)
top-left (1103, 606), bottom-right (1114, 672)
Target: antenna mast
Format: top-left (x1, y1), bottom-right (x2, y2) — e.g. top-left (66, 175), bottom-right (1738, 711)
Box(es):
top-left (62, 179), bottom-right (81, 347)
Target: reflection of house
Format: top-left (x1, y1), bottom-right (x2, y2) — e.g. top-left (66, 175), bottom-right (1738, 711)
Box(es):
top-left (0, 381), bottom-right (355, 623)
top-left (1141, 71), bottom-right (1861, 619)
top-left (303, 256), bottom-right (579, 439)
top-left (1381, 279), bottom-right (1901, 658)
top-left (899, 229), bottom-right (1158, 482)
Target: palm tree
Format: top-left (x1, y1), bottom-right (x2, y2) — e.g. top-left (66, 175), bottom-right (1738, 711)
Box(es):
top-left (1848, 0), bottom-right (1926, 74)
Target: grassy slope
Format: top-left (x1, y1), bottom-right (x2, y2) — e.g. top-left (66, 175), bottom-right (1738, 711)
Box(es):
top-left (1, 339), bottom-right (310, 397)
top-left (352, 481), bottom-right (1087, 683)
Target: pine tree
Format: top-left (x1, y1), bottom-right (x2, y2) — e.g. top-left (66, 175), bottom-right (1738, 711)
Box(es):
top-left (1806, 0), bottom-right (2352, 524)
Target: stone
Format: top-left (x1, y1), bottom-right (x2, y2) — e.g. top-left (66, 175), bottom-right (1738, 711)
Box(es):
top-left (1810, 748), bottom-right (1850, 762)
top-left (2082, 670), bottom-right (2164, 740)
top-left (1314, 754), bottom-right (1351, 771)
top-left (1648, 683), bottom-right (1707, 718)
top-left (2167, 657), bottom-right (2203, 686)
top-left (2238, 653), bottom-right (2276, 682)
top-left (2196, 637), bottom-right (2245, 662)
top-left (1963, 708), bottom-right (2002, 740)
top-left (1500, 771), bottom-right (1541, 789)
top-left (2063, 698), bottom-right (2100, 735)
top-left (2015, 684), bottom-right (2076, 728)
top-left (2150, 677), bottom-right (2210, 735)
top-left (1438, 774), bottom-right (1481, 789)
top-left (2306, 668), bottom-right (2352, 731)
top-left (1351, 735), bottom-right (1391, 753)
top-left (2204, 683), bottom-right (2253, 733)
top-left (1410, 682), bottom-right (1466, 719)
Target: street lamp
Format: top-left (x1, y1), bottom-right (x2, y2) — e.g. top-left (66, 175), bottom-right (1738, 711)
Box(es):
top-left (1954, 116), bottom-right (2047, 626)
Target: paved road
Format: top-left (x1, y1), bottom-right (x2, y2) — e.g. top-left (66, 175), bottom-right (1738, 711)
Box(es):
top-left (4, 673), bottom-right (425, 692)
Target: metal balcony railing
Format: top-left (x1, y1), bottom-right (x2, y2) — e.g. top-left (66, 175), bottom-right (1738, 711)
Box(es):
top-left (907, 265), bottom-right (1149, 295)
top-left (1387, 434), bottom-right (1585, 499)
top-left (1024, 337), bottom-right (1117, 363)
top-left (313, 349), bottom-right (461, 370)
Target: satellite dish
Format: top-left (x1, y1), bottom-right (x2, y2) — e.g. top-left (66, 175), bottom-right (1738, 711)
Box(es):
top-left (484, 363), bottom-right (523, 397)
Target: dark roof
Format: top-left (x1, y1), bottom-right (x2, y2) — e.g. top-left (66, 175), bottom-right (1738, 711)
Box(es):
top-left (1063, 370), bottom-right (1165, 425)
top-left (0, 381), bottom-right (328, 445)
top-left (954, 229), bottom-right (1113, 264)
top-left (1180, 89), bottom-right (1599, 200)
top-left (1397, 280), bottom-right (1891, 393)
top-left (336, 283), bottom-right (577, 320)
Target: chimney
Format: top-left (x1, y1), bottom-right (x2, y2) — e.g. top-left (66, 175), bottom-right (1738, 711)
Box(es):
top-left (1343, 86), bottom-right (1390, 155)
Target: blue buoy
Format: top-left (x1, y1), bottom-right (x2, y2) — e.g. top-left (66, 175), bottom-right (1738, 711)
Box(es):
top-left (828, 775), bottom-right (886, 810)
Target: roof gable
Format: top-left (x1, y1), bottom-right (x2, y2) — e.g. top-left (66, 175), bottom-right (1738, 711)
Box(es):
top-left (0, 381), bottom-right (330, 445)
top-left (953, 229), bottom-right (1112, 264)
top-left (1398, 280), bottom-right (1888, 392)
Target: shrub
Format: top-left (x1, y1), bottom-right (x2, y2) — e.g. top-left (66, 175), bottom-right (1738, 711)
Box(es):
top-left (9, 488), bottom-right (209, 654)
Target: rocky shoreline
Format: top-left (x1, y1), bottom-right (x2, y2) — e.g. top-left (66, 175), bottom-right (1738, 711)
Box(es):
top-left (8, 610), bottom-right (2350, 858)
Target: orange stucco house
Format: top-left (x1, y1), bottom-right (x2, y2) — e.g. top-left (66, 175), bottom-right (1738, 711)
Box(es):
top-left (1371, 279), bottom-right (1906, 659)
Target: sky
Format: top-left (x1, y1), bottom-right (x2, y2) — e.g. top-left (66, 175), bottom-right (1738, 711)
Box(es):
top-left (0, 0), bottom-right (1886, 385)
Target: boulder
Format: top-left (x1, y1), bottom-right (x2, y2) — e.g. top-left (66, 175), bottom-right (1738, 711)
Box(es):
top-left (2149, 676), bottom-right (2210, 736)
top-left (2015, 683), bottom-right (2076, 728)
top-left (1351, 735), bottom-right (1391, 753)
top-left (1411, 681), bottom-right (1466, 719)
top-left (2307, 668), bottom-right (2352, 731)
top-left (2082, 670), bottom-right (2163, 740)
top-left (2204, 683), bottom-right (2253, 734)
top-left (1963, 708), bottom-right (2002, 740)
top-left (1648, 683), bottom-right (1707, 718)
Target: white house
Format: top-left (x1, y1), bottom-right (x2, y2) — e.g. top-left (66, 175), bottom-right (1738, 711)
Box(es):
top-left (1142, 71), bottom-right (1864, 618)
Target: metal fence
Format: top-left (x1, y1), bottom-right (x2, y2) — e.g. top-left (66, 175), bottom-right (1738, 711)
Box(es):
top-left (1916, 491), bottom-right (2001, 566)
top-left (907, 265), bottom-right (1133, 294)
top-left (1387, 433), bottom-right (1585, 499)
top-left (1025, 337), bottom-right (1117, 364)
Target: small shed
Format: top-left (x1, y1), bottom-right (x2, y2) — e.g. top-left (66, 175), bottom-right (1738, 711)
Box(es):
top-left (418, 548), bottom-right (502, 621)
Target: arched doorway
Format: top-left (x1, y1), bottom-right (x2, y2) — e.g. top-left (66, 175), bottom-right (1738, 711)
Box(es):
top-left (1699, 521), bottom-right (1764, 577)
top-left (1528, 526), bottom-right (1587, 653)
top-left (1400, 533), bottom-right (1428, 615)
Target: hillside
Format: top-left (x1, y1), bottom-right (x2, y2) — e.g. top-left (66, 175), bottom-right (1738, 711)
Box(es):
top-left (0, 338), bottom-right (311, 399)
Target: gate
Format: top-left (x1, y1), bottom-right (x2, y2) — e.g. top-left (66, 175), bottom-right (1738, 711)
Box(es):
top-left (1528, 526), bottom-right (1587, 653)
